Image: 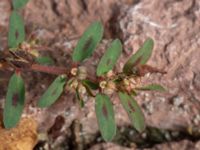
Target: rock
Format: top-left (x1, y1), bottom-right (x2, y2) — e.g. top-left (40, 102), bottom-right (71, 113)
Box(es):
top-left (0, 1), bottom-right (10, 27)
top-left (144, 140), bottom-right (197, 150)
top-left (0, 117), bottom-right (38, 150)
top-left (172, 96), bottom-right (184, 107)
top-left (23, 0), bottom-right (133, 39)
top-left (119, 0), bottom-right (200, 130)
top-left (89, 143), bottom-right (134, 150)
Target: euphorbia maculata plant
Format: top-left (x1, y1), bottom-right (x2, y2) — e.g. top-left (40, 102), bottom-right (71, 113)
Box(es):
top-left (0, 0), bottom-right (166, 141)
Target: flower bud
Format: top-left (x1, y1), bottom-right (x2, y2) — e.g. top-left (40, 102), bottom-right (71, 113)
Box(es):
top-left (20, 41), bottom-right (31, 51)
top-left (107, 81), bottom-right (116, 90)
top-left (78, 84), bottom-right (87, 95)
top-left (78, 66), bottom-right (87, 80)
top-left (70, 79), bottom-right (79, 89)
top-left (129, 78), bottom-right (137, 85)
top-left (123, 78), bottom-right (130, 86)
top-left (71, 68), bottom-right (78, 76)
top-left (103, 81), bottom-right (116, 95)
top-left (106, 70), bottom-right (114, 78)
top-left (29, 50), bottom-right (39, 57)
top-left (99, 81), bottom-right (107, 89)
top-left (104, 88), bottom-right (115, 95)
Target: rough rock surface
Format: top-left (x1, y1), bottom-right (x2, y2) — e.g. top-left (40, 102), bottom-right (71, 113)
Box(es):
top-left (89, 140), bottom-right (200, 150)
top-left (0, 117), bottom-right (37, 150)
top-left (144, 140), bottom-right (200, 150)
top-left (119, 0), bottom-right (200, 130)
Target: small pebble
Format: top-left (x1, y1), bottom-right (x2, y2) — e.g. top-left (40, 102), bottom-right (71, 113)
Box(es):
top-left (193, 114), bottom-right (200, 125)
top-left (164, 132), bottom-right (171, 141)
top-left (172, 96), bottom-right (184, 107)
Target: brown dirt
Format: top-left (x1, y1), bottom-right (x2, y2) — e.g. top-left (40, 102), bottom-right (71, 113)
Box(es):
top-left (0, 0), bottom-right (200, 149)
top-left (0, 117), bottom-right (37, 150)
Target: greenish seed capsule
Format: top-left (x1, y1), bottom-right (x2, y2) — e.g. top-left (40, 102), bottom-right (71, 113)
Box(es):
top-left (78, 84), bottom-right (87, 95)
top-left (78, 66), bottom-right (87, 80)
top-left (70, 79), bottom-right (79, 89)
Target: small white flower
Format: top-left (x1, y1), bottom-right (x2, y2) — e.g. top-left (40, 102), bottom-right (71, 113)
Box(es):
top-left (71, 68), bottom-right (78, 76)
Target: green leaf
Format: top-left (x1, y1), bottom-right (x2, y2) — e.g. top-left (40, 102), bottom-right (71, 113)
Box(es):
top-left (12, 0), bottom-right (30, 10)
top-left (8, 11), bottom-right (25, 49)
top-left (3, 73), bottom-right (25, 128)
top-left (95, 94), bottom-right (116, 141)
top-left (136, 84), bottom-right (166, 92)
top-left (72, 21), bottom-right (104, 62)
top-left (35, 56), bottom-right (55, 65)
top-left (82, 79), bottom-right (99, 90)
top-left (37, 75), bottom-right (66, 108)
top-left (123, 38), bottom-right (154, 74)
top-left (118, 92), bottom-right (145, 132)
top-left (96, 39), bottom-right (122, 76)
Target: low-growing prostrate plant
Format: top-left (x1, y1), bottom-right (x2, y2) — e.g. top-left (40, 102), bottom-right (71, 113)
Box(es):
top-left (0, 0), bottom-right (166, 141)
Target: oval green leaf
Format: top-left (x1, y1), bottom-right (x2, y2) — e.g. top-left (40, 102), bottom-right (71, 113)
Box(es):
top-left (12, 0), bottom-right (30, 10)
top-left (136, 84), bottom-right (166, 92)
top-left (72, 21), bottom-right (104, 62)
top-left (95, 94), bottom-right (116, 141)
top-left (118, 92), bottom-right (145, 132)
top-left (96, 39), bottom-right (122, 76)
top-left (123, 38), bottom-right (154, 74)
top-left (8, 11), bottom-right (25, 49)
top-left (3, 73), bottom-right (25, 128)
top-left (37, 75), bottom-right (66, 108)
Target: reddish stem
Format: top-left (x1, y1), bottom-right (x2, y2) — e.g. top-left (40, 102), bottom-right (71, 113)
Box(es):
top-left (15, 68), bottom-right (21, 75)
top-left (32, 46), bottom-right (54, 51)
top-left (31, 64), bottom-right (68, 75)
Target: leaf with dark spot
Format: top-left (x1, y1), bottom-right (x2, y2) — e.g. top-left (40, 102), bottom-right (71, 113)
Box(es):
top-left (123, 38), bottom-right (154, 74)
top-left (118, 92), bottom-right (145, 132)
top-left (128, 100), bottom-right (135, 113)
top-left (12, 93), bottom-right (19, 106)
top-left (8, 11), bottom-right (25, 48)
top-left (51, 89), bottom-right (58, 96)
top-left (97, 39), bottom-right (122, 76)
top-left (15, 31), bottom-right (19, 39)
top-left (82, 36), bottom-right (93, 52)
top-left (95, 94), bottom-right (116, 141)
top-left (102, 104), bottom-right (108, 117)
top-left (106, 59), bottom-right (112, 66)
top-left (72, 21), bottom-right (103, 62)
top-left (131, 56), bottom-right (142, 68)
top-left (3, 73), bottom-right (25, 128)
top-left (37, 75), bottom-right (66, 108)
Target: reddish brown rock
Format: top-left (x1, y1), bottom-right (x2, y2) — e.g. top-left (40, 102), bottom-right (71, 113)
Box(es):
top-left (119, 0), bottom-right (200, 130)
